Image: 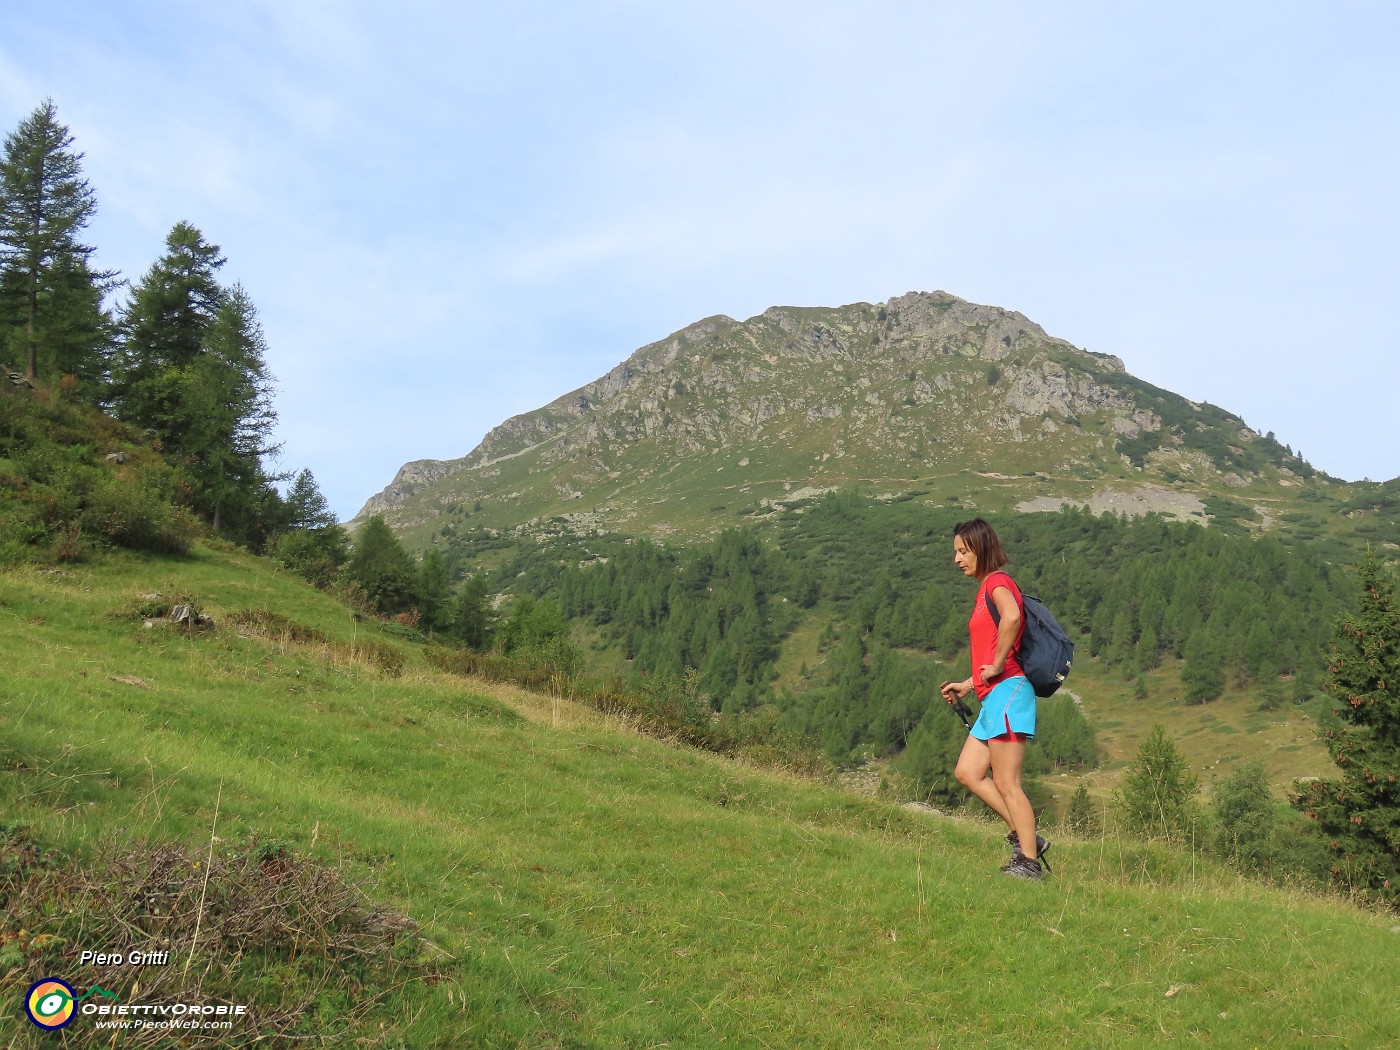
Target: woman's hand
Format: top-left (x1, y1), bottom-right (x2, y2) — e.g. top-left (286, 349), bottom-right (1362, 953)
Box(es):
top-left (940, 678), bottom-right (973, 704)
top-left (978, 659), bottom-right (1005, 685)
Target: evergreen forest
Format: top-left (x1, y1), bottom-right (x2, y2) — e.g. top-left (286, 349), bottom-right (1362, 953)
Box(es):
top-left (439, 495), bottom-right (1357, 797)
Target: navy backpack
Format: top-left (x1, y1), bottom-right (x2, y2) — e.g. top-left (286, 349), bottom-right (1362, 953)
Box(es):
top-left (985, 588), bottom-right (1075, 698)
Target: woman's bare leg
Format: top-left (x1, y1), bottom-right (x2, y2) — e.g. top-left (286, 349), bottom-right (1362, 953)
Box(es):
top-left (989, 737), bottom-right (1038, 860)
top-left (955, 735), bottom-right (1014, 827)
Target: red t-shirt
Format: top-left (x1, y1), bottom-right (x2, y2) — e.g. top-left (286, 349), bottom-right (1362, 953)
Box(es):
top-left (968, 570), bottom-right (1025, 699)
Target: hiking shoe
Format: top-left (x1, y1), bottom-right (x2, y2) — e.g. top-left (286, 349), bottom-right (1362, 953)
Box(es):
top-left (1006, 831), bottom-right (1053, 873)
top-left (1001, 854), bottom-right (1044, 880)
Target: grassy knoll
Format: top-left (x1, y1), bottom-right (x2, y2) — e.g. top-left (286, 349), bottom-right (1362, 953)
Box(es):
top-left (2, 548), bottom-right (1397, 1047)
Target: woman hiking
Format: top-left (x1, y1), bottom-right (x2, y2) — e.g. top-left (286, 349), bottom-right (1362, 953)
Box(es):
top-left (940, 518), bottom-right (1050, 880)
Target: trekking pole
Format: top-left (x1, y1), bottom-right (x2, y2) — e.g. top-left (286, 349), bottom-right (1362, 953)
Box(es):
top-left (950, 697), bottom-right (974, 730)
top-left (940, 681), bottom-right (975, 730)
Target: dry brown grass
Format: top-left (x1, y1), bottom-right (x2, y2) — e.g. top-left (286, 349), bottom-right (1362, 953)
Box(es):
top-left (0, 822), bottom-right (432, 1047)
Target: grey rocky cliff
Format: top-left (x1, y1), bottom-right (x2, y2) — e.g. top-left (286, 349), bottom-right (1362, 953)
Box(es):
top-left (354, 291), bottom-right (1123, 521)
top-left (355, 458), bottom-right (462, 519)
top-left (352, 288), bottom-right (1298, 533)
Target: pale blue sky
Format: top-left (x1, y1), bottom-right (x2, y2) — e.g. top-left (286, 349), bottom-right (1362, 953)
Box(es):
top-left (3, 1), bottom-right (1397, 519)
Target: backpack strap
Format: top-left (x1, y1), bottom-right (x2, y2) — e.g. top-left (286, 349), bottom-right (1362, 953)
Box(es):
top-left (983, 571), bottom-right (1017, 624)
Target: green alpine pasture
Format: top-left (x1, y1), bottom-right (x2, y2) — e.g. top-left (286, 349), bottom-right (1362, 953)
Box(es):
top-left (2, 547), bottom-right (1397, 1047)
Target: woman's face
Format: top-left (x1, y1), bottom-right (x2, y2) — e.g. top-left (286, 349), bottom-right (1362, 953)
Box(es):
top-left (953, 536), bottom-right (977, 577)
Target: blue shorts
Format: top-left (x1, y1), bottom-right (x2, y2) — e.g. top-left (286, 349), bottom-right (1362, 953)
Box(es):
top-left (970, 676), bottom-right (1036, 741)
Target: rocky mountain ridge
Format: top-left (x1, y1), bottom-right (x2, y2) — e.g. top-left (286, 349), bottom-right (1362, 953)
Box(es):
top-left (356, 290), bottom-right (1325, 546)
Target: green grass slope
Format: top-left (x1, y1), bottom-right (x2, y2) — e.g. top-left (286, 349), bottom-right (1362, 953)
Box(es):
top-left (3, 548), bottom-right (1397, 1047)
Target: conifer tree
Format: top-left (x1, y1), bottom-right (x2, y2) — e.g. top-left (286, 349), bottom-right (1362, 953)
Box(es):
top-left (1182, 628), bottom-right (1226, 704)
top-left (0, 99), bottom-right (115, 383)
top-left (1066, 783), bottom-right (1101, 836)
top-left (452, 574), bottom-right (493, 651)
top-left (272, 469), bottom-right (347, 585)
top-left (1117, 724), bottom-right (1199, 842)
top-left (347, 516), bottom-right (418, 616)
top-left (417, 547), bottom-right (452, 634)
top-left (1212, 760), bottom-right (1276, 869)
top-left (1136, 624), bottom-right (1161, 671)
top-left (113, 228), bottom-right (280, 537)
top-left (897, 703), bottom-right (966, 808)
top-left (112, 221), bottom-right (225, 435)
top-left (1294, 554), bottom-right (1400, 902)
top-left (1258, 666), bottom-right (1286, 711)
top-left (188, 282), bottom-right (280, 533)
top-left (283, 468), bottom-right (339, 531)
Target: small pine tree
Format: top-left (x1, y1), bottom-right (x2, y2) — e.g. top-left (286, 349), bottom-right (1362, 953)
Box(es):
top-left (1293, 554), bottom-right (1400, 902)
top-left (1117, 723), bottom-right (1200, 842)
top-left (452, 574), bottom-right (492, 651)
top-left (1257, 666), bottom-right (1287, 712)
top-left (271, 469), bottom-right (347, 586)
top-left (1291, 667), bottom-right (1321, 706)
top-left (1136, 624), bottom-right (1161, 671)
top-left (1212, 760), bottom-right (1276, 869)
top-left (1066, 783), bottom-right (1101, 837)
top-left (346, 516), bottom-right (418, 616)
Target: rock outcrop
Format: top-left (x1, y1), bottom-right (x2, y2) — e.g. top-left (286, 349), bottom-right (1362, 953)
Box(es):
top-left (354, 290), bottom-right (1313, 541)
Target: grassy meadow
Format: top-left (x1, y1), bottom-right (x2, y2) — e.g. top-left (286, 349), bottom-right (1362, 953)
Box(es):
top-left (1043, 658), bottom-right (1336, 811)
top-left (2, 546), bottom-right (1398, 1047)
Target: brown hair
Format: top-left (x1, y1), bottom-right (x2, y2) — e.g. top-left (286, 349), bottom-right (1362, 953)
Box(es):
top-left (953, 518), bottom-right (1008, 579)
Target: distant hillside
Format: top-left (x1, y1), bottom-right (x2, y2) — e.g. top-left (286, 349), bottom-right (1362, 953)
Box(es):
top-left (355, 290), bottom-right (1359, 547)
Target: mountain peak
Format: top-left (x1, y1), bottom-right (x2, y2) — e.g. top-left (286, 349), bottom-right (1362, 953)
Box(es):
top-left (355, 292), bottom-right (1318, 544)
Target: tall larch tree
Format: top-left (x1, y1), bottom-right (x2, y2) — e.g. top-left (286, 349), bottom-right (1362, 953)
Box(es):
top-left (112, 224), bottom-right (282, 539)
top-left (0, 99), bottom-right (115, 385)
top-left (112, 220), bottom-right (225, 435)
top-left (192, 282), bottom-right (280, 534)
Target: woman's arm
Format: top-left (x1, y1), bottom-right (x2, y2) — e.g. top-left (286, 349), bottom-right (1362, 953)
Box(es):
top-left (978, 584), bottom-right (1022, 684)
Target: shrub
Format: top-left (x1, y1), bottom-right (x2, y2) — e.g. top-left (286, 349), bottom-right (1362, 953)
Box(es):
top-left (1211, 761), bottom-right (1276, 868)
top-left (272, 526), bottom-right (349, 587)
top-left (80, 471), bottom-right (201, 555)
